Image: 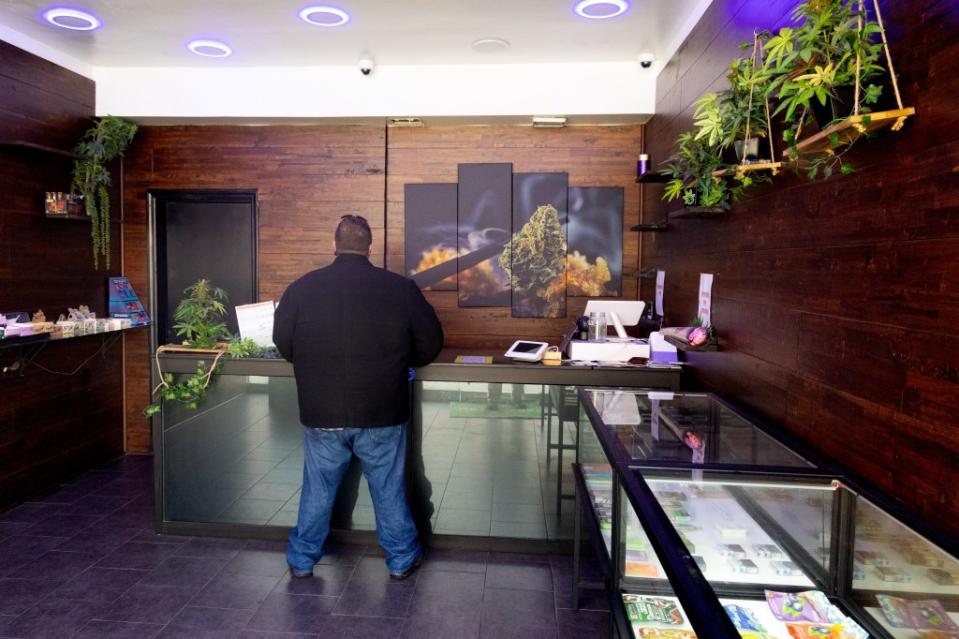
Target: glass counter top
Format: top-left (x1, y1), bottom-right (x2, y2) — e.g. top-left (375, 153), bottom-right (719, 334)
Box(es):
top-left (580, 389), bottom-right (815, 470)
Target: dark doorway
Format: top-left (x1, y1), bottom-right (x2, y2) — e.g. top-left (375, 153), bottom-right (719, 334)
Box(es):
top-left (151, 189), bottom-right (258, 346)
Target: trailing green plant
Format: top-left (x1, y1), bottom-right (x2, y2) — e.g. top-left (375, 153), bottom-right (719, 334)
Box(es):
top-left (71, 116), bottom-right (137, 269)
top-left (172, 279), bottom-right (231, 348)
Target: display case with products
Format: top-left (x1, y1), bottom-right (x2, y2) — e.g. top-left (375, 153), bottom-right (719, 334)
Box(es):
top-left (573, 388), bottom-right (959, 639)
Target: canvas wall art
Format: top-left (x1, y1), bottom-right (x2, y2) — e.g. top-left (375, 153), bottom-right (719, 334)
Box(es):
top-left (456, 163), bottom-right (512, 307)
top-left (404, 183), bottom-right (458, 291)
top-left (567, 186), bottom-right (624, 297)
top-left (508, 172), bottom-right (569, 318)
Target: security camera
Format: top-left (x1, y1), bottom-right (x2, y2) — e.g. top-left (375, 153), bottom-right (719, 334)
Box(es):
top-left (638, 53), bottom-right (655, 69)
top-left (358, 56), bottom-right (375, 76)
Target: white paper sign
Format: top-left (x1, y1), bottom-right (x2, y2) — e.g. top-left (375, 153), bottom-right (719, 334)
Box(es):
top-left (235, 301), bottom-right (276, 347)
top-left (655, 270), bottom-right (665, 317)
top-left (697, 273), bottom-right (714, 328)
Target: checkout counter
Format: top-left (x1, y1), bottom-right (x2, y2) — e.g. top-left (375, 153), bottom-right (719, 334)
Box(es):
top-left (153, 347), bottom-right (680, 551)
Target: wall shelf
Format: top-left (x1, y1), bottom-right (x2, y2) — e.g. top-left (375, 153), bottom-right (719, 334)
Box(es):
top-left (45, 213), bottom-right (125, 224)
top-left (630, 221), bottom-right (670, 232)
top-left (784, 107), bottom-right (915, 160)
top-left (668, 206), bottom-right (725, 220)
top-left (664, 334), bottom-right (719, 352)
top-left (635, 172), bottom-right (670, 184)
top-left (0, 140), bottom-right (81, 160)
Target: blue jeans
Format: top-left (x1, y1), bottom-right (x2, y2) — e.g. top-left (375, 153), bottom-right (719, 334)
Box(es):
top-left (286, 423), bottom-right (421, 575)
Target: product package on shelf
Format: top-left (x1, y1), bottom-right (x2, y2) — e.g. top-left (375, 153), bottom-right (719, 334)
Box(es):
top-left (107, 277), bottom-right (150, 326)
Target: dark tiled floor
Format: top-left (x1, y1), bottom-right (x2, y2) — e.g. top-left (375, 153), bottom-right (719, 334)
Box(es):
top-left (0, 456), bottom-right (610, 638)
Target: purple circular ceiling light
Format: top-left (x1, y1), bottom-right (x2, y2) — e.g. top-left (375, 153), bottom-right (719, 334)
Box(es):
top-left (298, 5), bottom-right (351, 27)
top-left (42, 7), bottom-right (101, 31)
top-left (187, 39), bottom-right (233, 58)
top-left (574, 0), bottom-right (630, 19)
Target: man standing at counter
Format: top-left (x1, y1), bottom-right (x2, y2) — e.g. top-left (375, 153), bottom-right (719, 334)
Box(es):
top-left (273, 214), bottom-right (444, 580)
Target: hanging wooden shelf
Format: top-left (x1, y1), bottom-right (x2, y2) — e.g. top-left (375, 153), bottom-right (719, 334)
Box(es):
top-left (712, 161), bottom-right (783, 178)
top-left (45, 213), bottom-right (125, 224)
top-left (630, 221), bottom-right (670, 232)
top-left (784, 107), bottom-right (915, 160)
top-left (668, 206), bottom-right (725, 220)
top-left (636, 172), bottom-right (670, 184)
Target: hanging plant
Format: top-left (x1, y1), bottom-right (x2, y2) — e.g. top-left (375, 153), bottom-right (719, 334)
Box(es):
top-left (71, 116), bottom-right (137, 269)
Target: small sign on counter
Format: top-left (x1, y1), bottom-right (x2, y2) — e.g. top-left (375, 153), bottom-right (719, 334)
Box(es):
top-left (236, 301), bottom-right (277, 347)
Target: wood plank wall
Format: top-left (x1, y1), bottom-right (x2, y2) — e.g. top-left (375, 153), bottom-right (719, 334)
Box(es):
top-left (121, 126), bottom-right (387, 452)
top-left (121, 124), bottom-right (644, 451)
top-left (386, 125), bottom-right (644, 350)
top-left (0, 41), bottom-right (124, 510)
top-left (641, 0), bottom-right (959, 534)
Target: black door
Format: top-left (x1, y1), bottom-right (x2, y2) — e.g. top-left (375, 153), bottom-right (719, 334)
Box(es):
top-left (152, 189), bottom-right (258, 346)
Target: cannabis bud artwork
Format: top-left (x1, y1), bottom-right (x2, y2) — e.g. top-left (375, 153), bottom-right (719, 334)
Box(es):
top-left (500, 204), bottom-right (568, 318)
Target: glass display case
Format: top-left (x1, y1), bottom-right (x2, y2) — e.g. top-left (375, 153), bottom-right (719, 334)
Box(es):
top-left (574, 388), bottom-right (959, 639)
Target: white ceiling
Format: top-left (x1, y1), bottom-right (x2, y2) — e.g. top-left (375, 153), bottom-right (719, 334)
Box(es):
top-left (0, 0), bottom-right (707, 67)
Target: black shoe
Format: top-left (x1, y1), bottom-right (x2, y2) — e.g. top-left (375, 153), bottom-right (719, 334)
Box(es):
top-left (389, 555), bottom-right (423, 581)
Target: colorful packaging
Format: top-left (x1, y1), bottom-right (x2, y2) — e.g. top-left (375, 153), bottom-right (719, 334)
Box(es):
top-left (911, 599), bottom-right (959, 631)
top-left (638, 629), bottom-right (697, 639)
top-left (623, 595), bottom-right (685, 625)
top-left (784, 623), bottom-right (842, 639)
top-left (765, 591), bottom-right (828, 623)
top-left (724, 604), bottom-right (766, 632)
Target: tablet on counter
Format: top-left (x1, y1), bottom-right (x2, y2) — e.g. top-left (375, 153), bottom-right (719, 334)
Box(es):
top-left (504, 340), bottom-right (549, 362)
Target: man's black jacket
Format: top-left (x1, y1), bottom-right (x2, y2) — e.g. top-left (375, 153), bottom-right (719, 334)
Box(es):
top-left (273, 253), bottom-right (444, 428)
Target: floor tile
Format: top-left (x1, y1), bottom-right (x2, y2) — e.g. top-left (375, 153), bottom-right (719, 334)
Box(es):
top-left (138, 555), bottom-right (221, 592)
top-left (56, 525), bottom-right (141, 554)
top-left (480, 621), bottom-right (559, 639)
top-left (400, 616), bottom-right (481, 639)
top-left (74, 619), bottom-right (165, 639)
top-left (244, 592), bottom-right (336, 633)
top-left (66, 494), bottom-right (136, 516)
top-left (556, 608), bottom-right (612, 638)
top-left (408, 570), bottom-right (485, 624)
top-left (0, 598), bottom-right (107, 638)
top-left (319, 613), bottom-right (404, 638)
top-left (333, 578), bottom-right (415, 618)
top-left (23, 513), bottom-right (103, 537)
top-left (0, 502), bottom-right (61, 523)
top-left (222, 549), bottom-right (291, 578)
top-left (96, 541), bottom-right (178, 571)
top-left (274, 564), bottom-right (354, 597)
top-left (421, 549), bottom-right (488, 574)
top-left (168, 605), bottom-right (255, 630)
top-left (50, 567), bottom-right (145, 602)
top-left (190, 573), bottom-right (282, 610)
top-left (8, 549), bottom-right (104, 580)
top-left (482, 587), bottom-right (557, 628)
top-left (316, 543), bottom-right (366, 566)
top-left (486, 562), bottom-right (553, 592)
top-left (488, 551), bottom-right (551, 565)
top-left (0, 578), bottom-right (65, 615)
top-left (174, 537), bottom-right (245, 560)
top-left (99, 584), bottom-right (193, 624)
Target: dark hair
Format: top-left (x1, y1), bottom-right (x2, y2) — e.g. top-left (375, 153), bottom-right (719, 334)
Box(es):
top-left (335, 215), bottom-right (372, 255)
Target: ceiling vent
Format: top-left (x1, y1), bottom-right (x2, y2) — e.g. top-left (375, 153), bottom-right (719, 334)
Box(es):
top-left (388, 117), bottom-right (424, 128)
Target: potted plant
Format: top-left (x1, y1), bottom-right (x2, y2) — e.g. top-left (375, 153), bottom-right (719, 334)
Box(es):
top-left (145, 279), bottom-right (269, 416)
top-left (765, 0), bottom-right (884, 135)
top-left (662, 133), bottom-right (749, 211)
top-left (71, 116), bottom-right (137, 269)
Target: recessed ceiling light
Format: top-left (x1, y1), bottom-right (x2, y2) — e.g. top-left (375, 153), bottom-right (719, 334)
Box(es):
top-left (42, 7), bottom-right (101, 31)
top-left (187, 39), bottom-right (233, 58)
top-left (471, 38), bottom-right (510, 53)
top-left (573, 0), bottom-right (630, 19)
top-left (299, 5), bottom-right (351, 27)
